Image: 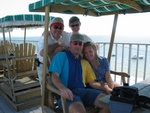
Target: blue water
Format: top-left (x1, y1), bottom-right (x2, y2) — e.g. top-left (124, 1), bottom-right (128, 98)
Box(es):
top-left (0, 35), bottom-right (150, 83)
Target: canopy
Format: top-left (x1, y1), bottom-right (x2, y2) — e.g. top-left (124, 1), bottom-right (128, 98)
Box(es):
top-left (0, 14), bottom-right (54, 42)
top-left (0, 14), bottom-right (54, 28)
top-left (29, 0), bottom-right (150, 16)
top-left (28, 0), bottom-right (150, 109)
top-left (0, 14), bottom-right (54, 58)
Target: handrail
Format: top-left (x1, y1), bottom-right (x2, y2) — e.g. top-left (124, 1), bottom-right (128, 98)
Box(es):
top-left (9, 40), bottom-right (150, 85)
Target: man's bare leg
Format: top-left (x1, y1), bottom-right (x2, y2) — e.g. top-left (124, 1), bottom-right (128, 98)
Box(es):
top-left (94, 93), bottom-right (110, 113)
top-left (69, 102), bottom-right (86, 113)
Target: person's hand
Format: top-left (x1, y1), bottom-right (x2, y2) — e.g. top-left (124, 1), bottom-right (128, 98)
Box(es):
top-left (57, 42), bottom-right (63, 47)
top-left (103, 84), bottom-right (112, 94)
top-left (60, 87), bottom-right (74, 100)
top-left (105, 87), bottom-right (112, 94)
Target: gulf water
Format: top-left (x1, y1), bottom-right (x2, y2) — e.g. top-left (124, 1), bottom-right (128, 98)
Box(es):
top-left (0, 35), bottom-right (150, 83)
top-left (0, 35), bottom-right (150, 44)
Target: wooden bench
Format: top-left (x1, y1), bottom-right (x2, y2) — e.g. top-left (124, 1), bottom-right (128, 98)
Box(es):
top-left (99, 78), bottom-right (150, 113)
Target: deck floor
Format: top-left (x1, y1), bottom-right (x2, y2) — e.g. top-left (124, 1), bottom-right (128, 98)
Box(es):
top-left (0, 95), bottom-right (42, 113)
top-left (0, 72), bottom-right (42, 113)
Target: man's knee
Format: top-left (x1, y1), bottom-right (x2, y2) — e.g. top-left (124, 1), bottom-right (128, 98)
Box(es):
top-left (69, 101), bottom-right (86, 113)
top-left (95, 93), bottom-right (110, 113)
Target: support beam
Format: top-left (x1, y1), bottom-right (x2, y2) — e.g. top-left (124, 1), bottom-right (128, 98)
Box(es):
top-left (42, 5), bottom-right (50, 107)
top-left (108, 12), bottom-right (118, 63)
top-left (24, 27), bottom-right (26, 45)
top-left (111, 0), bottom-right (143, 12)
top-left (51, 4), bottom-right (98, 16)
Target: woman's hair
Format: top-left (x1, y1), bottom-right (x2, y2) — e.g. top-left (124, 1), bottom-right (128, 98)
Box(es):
top-left (82, 41), bottom-right (99, 59)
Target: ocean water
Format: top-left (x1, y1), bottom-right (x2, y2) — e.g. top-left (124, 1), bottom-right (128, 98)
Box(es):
top-left (0, 35), bottom-right (150, 83)
top-left (0, 35), bottom-right (150, 44)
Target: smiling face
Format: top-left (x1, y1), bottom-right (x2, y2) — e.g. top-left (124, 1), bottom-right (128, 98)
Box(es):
top-left (50, 23), bottom-right (64, 40)
top-left (83, 42), bottom-right (98, 61)
top-left (70, 41), bottom-right (83, 57)
top-left (83, 45), bottom-right (96, 61)
top-left (69, 21), bottom-right (81, 34)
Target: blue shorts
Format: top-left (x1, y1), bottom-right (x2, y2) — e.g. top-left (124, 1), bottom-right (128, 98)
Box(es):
top-left (57, 88), bottom-right (101, 109)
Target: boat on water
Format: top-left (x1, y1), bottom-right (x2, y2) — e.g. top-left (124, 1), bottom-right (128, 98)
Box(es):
top-left (111, 54), bottom-right (116, 57)
top-left (132, 55), bottom-right (144, 59)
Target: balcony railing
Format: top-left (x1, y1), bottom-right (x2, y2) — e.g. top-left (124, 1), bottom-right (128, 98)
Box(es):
top-left (11, 40), bottom-right (150, 85)
top-left (97, 42), bottom-right (150, 85)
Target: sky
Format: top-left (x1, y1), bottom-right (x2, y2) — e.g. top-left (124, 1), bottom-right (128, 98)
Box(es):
top-left (0, 0), bottom-right (150, 40)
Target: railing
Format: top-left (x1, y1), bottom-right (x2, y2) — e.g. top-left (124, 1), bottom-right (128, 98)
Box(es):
top-left (11, 40), bottom-right (150, 85)
top-left (97, 42), bottom-right (150, 85)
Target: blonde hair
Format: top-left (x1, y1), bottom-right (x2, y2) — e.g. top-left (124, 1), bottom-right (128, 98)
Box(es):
top-left (83, 41), bottom-right (99, 59)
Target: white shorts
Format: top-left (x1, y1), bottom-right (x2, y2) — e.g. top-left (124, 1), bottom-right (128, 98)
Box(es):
top-left (37, 64), bottom-right (43, 85)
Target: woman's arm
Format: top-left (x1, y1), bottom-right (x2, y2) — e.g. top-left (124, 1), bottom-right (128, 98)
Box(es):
top-left (105, 71), bottom-right (114, 89)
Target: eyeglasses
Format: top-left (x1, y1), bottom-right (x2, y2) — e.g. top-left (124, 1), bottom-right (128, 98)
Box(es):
top-left (71, 41), bottom-right (83, 46)
top-left (53, 26), bottom-right (63, 30)
top-left (70, 24), bottom-right (80, 27)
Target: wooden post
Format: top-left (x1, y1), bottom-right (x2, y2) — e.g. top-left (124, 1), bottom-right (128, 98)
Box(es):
top-left (107, 13), bottom-right (118, 63)
top-left (24, 27), bottom-right (26, 45)
top-left (41, 5), bottom-right (50, 107)
top-left (8, 29), bottom-right (11, 43)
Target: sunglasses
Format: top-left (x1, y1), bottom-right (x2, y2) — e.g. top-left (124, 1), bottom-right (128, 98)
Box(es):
top-left (70, 24), bottom-right (80, 27)
top-left (72, 41), bottom-right (83, 46)
top-left (53, 26), bottom-right (63, 30)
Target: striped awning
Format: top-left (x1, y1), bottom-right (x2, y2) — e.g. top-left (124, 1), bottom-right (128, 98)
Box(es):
top-left (0, 14), bottom-right (54, 28)
top-left (28, 0), bottom-right (150, 16)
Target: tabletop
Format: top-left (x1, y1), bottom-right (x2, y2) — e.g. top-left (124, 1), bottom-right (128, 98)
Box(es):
top-left (99, 78), bottom-right (150, 113)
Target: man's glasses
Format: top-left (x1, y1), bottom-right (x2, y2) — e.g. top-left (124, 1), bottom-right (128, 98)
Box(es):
top-left (53, 26), bottom-right (63, 30)
top-left (71, 41), bottom-right (83, 46)
top-left (70, 24), bottom-right (80, 28)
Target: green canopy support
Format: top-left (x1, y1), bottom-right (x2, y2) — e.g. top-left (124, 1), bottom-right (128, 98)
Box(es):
top-left (111, 0), bottom-right (142, 12)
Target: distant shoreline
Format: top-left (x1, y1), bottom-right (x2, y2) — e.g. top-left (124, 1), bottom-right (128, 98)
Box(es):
top-left (0, 35), bottom-right (150, 44)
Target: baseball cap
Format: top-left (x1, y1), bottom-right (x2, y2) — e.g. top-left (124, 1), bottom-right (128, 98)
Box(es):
top-left (109, 100), bottom-right (133, 113)
top-left (69, 16), bottom-right (80, 24)
top-left (50, 17), bottom-right (64, 26)
top-left (70, 34), bottom-right (84, 43)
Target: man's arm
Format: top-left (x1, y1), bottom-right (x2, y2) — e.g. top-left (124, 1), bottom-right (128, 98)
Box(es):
top-left (51, 72), bottom-right (73, 100)
top-left (40, 42), bottom-right (64, 56)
